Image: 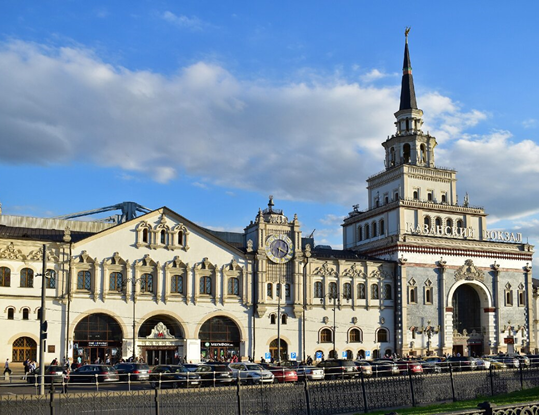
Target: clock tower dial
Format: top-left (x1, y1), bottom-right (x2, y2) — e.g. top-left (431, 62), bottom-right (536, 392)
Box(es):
top-left (265, 234), bottom-right (294, 264)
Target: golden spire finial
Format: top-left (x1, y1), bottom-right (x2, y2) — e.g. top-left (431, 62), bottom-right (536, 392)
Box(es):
top-left (405, 27), bottom-right (411, 43)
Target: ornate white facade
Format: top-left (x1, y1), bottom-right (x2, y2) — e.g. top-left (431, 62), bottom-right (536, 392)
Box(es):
top-left (0, 33), bottom-right (535, 366)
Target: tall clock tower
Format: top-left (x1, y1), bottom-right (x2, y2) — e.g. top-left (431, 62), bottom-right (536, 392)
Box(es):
top-left (244, 197), bottom-right (305, 360)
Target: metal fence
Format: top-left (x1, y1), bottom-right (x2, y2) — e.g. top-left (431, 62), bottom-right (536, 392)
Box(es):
top-left (2, 366), bottom-right (539, 415)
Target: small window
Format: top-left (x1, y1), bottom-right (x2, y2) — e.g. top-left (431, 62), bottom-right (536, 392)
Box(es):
top-left (441, 193), bottom-right (447, 203)
top-left (314, 282), bottom-right (323, 298)
top-left (77, 270), bottom-right (91, 291)
top-left (160, 230), bottom-right (166, 244)
top-left (20, 268), bottom-right (34, 288)
top-left (425, 287), bottom-right (433, 304)
top-left (109, 272), bottom-right (123, 291)
top-left (435, 217), bottom-right (442, 227)
top-left (329, 282), bottom-right (337, 298)
top-left (267, 283), bottom-right (273, 299)
top-left (37, 308), bottom-right (42, 320)
top-left (177, 231), bottom-right (184, 245)
top-left (171, 275), bottom-right (184, 294)
top-left (7, 307), bottom-right (14, 320)
top-left (505, 290), bottom-right (513, 306)
top-left (343, 283), bottom-right (352, 300)
top-left (409, 286), bottom-right (417, 304)
top-left (518, 290), bottom-right (526, 307)
top-left (142, 228), bottom-right (149, 243)
top-left (46, 269), bottom-right (56, 289)
top-left (199, 276), bottom-right (211, 295)
top-left (276, 283), bottom-right (281, 298)
top-left (357, 283), bottom-right (366, 299)
top-left (456, 219), bottom-right (463, 228)
top-left (424, 216), bottom-right (431, 227)
top-left (380, 219), bottom-right (385, 235)
top-left (285, 283), bottom-right (291, 299)
top-left (281, 314), bottom-right (288, 325)
top-left (22, 308), bottom-right (29, 320)
top-left (394, 192), bottom-right (399, 200)
top-left (0, 267), bottom-right (11, 287)
top-left (371, 284), bottom-right (379, 299)
top-left (365, 224), bottom-right (370, 239)
top-left (228, 277), bottom-right (239, 296)
top-left (320, 328), bottom-right (333, 343)
top-left (349, 328), bottom-right (362, 343)
top-left (270, 314), bottom-right (276, 325)
top-left (141, 273), bottom-right (154, 293)
top-left (384, 195), bottom-right (389, 204)
top-left (372, 222), bottom-right (377, 237)
top-left (413, 190), bottom-right (419, 200)
top-left (376, 329), bottom-right (389, 343)
top-left (383, 284), bottom-right (392, 300)
top-left (357, 226), bottom-right (363, 241)
top-left (446, 218), bottom-right (453, 228)
top-left (427, 192), bottom-right (433, 201)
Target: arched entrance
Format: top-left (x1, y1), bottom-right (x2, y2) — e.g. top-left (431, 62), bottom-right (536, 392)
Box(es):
top-left (74, 313), bottom-right (123, 365)
top-left (138, 315), bottom-right (184, 365)
top-left (199, 316), bottom-right (241, 361)
top-left (12, 337), bottom-right (37, 362)
top-left (452, 284), bottom-right (483, 356)
top-left (269, 339), bottom-right (288, 362)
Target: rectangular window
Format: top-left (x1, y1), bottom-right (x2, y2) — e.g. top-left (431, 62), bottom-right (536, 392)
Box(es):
top-left (409, 287), bottom-right (417, 304)
top-left (505, 290), bottom-right (513, 306)
top-left (518, 290), bottom-right (525, 307)
top-left (425, 287), bottom-right (433, 305)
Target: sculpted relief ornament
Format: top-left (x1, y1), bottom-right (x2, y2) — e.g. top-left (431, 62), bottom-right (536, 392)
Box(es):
top-left (342, 263), bottom-right (366, 279)
top-left (0, 242), bottom-right (24, 260)
top-left (454, 259), bottom-right (485, 283)
top-left (146, 322), bottom-right (174, 339)
top-left (314, 261), bottom-right (337, 278)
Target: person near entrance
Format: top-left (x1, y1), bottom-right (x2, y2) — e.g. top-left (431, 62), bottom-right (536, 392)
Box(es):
top-left (3, 358), bottom-right (12, 379)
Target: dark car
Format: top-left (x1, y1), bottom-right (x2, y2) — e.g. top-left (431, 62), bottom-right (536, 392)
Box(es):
top-left (184, 363), bottom-right (235, 386)
top-left (316, 359), bottom-right (358, 380)
top-left (26, 365), bottom-right (64, 384)
top-left (71, 365), bottom-right (120, 383)
top-left (149, 365), bottom-right (201, 388)
top-left (259, 363), bottom-right (298, 383)
top-left (440, 356), bottom-right (477, 371)
top-left (395, 359), bottom-right (424, 375)
top-left (113, 362), bottom-right (151, 381)
top-left (370, 360), bottom-right (400, 377)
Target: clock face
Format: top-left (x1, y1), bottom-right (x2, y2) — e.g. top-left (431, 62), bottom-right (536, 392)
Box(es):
top-left (265, 234), bottom-right (294, 263)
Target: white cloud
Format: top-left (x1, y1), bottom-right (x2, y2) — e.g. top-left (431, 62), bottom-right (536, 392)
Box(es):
top-left (360, 69), bottom-right (391, 83)
top-left (161, 11), bottom-right (206, 31)
top-left (522, 118), bottom-right (537, 129)
top-left (0, 39), bottom-right (538, 232)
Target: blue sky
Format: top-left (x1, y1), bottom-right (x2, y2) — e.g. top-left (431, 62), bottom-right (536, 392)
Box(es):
top-left (1, 1), bottom-right (538, 264)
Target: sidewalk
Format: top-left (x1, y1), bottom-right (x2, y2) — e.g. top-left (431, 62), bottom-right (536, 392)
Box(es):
top-left (1, 368), bottom-right (28, 384)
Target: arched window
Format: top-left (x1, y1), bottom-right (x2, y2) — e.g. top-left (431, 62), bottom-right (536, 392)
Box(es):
top-left (171, 275), bottom-right (184, 294)
top-left (20, 268), bottom-right (34, 288)
top-left (267, 283), bottom-right (273, 299)
top-left (142, 228), bottom-right (149, 243)
top-left (22, 308), bottom-right (29, 320)
top-left (37, 308), bottom-right (41, 320)
top-left (7, 307), bottom-right (14, 320)
top-left (357, 226), bottom-right (363, 241)
top-left (372, 222), bottom-right (377, 237)
top-left (383, 284), bottom-right (392, 300)
top-left (320, 328), bottom-right (333, 343)
top-left (403, 143), bottom-right (411, 163)
top-left (77, 270), bottom-right (91, 291)
top-left (456, 219), bottom-right (463, 228)
top-left (160, 230), bottom-right (166, 244)
top-left (285, 283), bottom-right (291, 299)
top-left (343, 283), bottom-right (352, 300)
top-left (0, 267), bottom-right (11, 287)
top-left (376, 328), bottom-right (389, 343)
top-left (428, 192), bottom-right (433, 201)
top-left (371, 284), bottom-right (379, 299)
top-left (276, 283), bottom-right (281, 298)
top-left (441, 193), bottom-right (447, 203)
top-left (329, 282), bottom-right (337, 298)
top-left (365, 224), bottom-right (370, 239)
top-left (379, 219), bottom-right (385, 235)
top-left (270, 314), bottom-right (276, 325)
top-left (177, 230), bottom-right (184, 245)
top-left (314, 282), bottom-right (323, 298)
top-left (349, 328), bottom-right (362, 343)
top-left (199, 276), bottom-right (211, 295)
top-left (420, 144), bottom-right (427, 162)
top-left (109, 272), bottom-right (123, 291)
top-left (435, 217), bottom-right (442, 227)
top-left (228, 277), bottom-right (239, 295)
top-left (413, 190), bottom-right (419, 200)
top-left (446, 218), bottom-right (453, 228)
top-left (390, 147), bottom-right (395, 166)
top-left (140, 273), bottom-right (154, 293)
top-left (357, 283), bottom-right (366, 299)
top-left (46, 269), bottom-right (56, 289)
top-left (424, 216), bottom-right (431, 228)
top-left (282, 314), bottom-right (288, 325)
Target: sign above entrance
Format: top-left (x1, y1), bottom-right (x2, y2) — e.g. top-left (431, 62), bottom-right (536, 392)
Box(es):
top-left (406, 223), bottom-right (523, 243)
top-left (209, 342), bottom-right (236, 347)
top-left (88, 341), bottom-right (107, 347)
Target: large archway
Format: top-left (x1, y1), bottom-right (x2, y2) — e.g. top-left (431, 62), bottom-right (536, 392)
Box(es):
top-left (269, 339), bottom-right (288, 362)
top-left (73, 313), bottom-right (123, 365)
top-left (138, 314), bottom-right (184, 365)
top-left (199, 316), bottom-right (241, 361)
top-left (451, 284), bottom-right (485, 356)
top-left (12, 337), bottom-right (37, 362)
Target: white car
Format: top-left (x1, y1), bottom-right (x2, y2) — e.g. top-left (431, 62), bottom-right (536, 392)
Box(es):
top-left (229, 362), bottom-right (275, 384)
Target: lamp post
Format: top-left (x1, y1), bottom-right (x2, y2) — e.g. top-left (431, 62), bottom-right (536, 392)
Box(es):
top-left (423, 321), bottom-right (438, 356)
top-left (276, 279), bottom-right (284, 364)
top-left (119, 276), bottom-right (145, 361)
top-left (320, 291), bottom-right (349, 359)
top-left (36, 244), bottom-right (53, 395)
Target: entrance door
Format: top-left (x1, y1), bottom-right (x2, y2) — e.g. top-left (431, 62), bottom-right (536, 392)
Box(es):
top-left (269, 339), bottom-right (288, 362)
top-left (452, 345), bottom-right (464, 356)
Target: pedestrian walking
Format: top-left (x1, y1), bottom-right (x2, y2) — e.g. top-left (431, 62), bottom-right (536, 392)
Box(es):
top-left (4, 359), bottom-right (12, 381)
top-left (62, 368), bottom-right (70, 393)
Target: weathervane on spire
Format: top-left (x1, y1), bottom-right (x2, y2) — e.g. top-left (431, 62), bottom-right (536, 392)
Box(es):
top-left (405, 27), bottom-right (411, 42)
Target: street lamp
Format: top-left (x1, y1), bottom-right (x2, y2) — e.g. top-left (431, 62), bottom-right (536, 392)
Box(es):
top-left (276, 279), bottom-right (285, 364)
top-left (422, 321), bottom-right (438, 356)
top-left (119, 276), bottom-right (146, 361)
top-left (320, 291), bottom-right (349, 359)
top-left (36, 244), bottom-right (53, 395)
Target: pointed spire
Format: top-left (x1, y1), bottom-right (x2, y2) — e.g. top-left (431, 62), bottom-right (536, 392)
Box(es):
top-left (399, 27), bottom-right (418, 111)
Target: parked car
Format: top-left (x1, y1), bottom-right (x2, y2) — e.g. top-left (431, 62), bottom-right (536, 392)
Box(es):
top-left (353, 360), bottom-right (373, 377)
top-left (113, 362), bottom-right (151, 381)
top-left (493, 355), bottom-right (520, 368)
top-left (526, 354), bottom-right (539, 368)
top-left (395, 359), bottom-right (424, 375)
top-left (512, 355), bottom-right (530, 368)
top-left (259, 363), bottom-right (298, 383)
top-left (184, 363), bottom-right (235, 386)
top-left (369, 360), bottom-right (400, 377)
top-left (482, 357), bottom-right (507, 370)
top-left (440, 356), bottom-right (477, 371)
top-left (71, 364), bottom-right (120, 383)
top-left (420, 357), bottom-right (444, 373)
top-left (281, 361), bottom-right (325, 381)
top-left (472, 357), bottom-right (490, 370)
top-left (26, 365), bottom-right (64, 384)
top-left (228, 362), bottom-right (274, 384)
top-left (149, 365), bottom-right (201, 388)
top-left (316, 359), bottom-right (358, 380)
